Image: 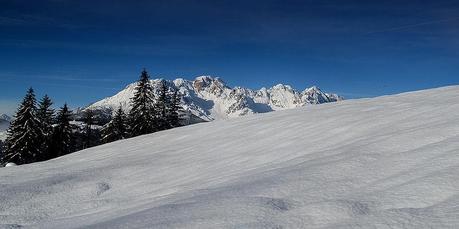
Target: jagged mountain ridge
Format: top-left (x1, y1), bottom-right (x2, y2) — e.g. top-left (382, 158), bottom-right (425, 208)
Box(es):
top-left (0, 114), bottom-right (11, 122)
top-left (0, 114), bottom-right (11, 141)
top-left (88, 76), bottom-right (343, 121)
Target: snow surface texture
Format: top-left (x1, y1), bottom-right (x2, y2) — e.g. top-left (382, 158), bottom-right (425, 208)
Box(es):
top-left (2, 86), bottom-right (459, 228)
top-left (88, 76), bottom-right (342, 122)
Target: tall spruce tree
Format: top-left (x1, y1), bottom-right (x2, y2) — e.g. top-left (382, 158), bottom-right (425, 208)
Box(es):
top-left (156, 81), bottom-right (170, 130)
top-left (37, 94), bottom-right (54, 160)
top-left (129, 69), bottom-right (157, 136)
top-left (37, 95), bottom-right (54, 132)
top-left (102, 106), bottom-right (129, 143)
top-left (82, 109), bottom-right (95, 149)
top-left (2, 88), bottom-right (43, 165)
top-left (50, 104), bottom-right (73, 157)
top-left (167, 90), bottom-right (184, 128)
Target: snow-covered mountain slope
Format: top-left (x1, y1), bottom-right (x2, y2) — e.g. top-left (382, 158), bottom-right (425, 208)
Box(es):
top-left (88, 76), bottom-right (342, 121)
top-left (2, 86), bottom-right (459, 228)
top-left (0, 114), bottom-right (11, 141)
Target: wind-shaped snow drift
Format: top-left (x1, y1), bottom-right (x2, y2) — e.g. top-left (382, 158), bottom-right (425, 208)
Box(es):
top-left (2, 86), bottom-right (459, 228)
top-left (88, 76), bottom-right (342, 121)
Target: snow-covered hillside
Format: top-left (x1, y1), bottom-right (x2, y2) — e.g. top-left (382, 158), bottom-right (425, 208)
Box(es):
top-left (88, 76), bottom-right (342, 121)
top-left (0, 114), bottom-right (11, 141)
top-left (2, 86), bottom-right (459, 228)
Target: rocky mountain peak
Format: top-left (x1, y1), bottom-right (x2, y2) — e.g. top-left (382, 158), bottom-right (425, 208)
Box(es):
top-left (87, 76), bottom-right (342, 123)
top-left (0, 114), bottom-right (11, 122)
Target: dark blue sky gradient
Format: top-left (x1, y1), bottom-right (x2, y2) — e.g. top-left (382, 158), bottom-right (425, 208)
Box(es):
top-left (1, 0), bottom-right (459, 114)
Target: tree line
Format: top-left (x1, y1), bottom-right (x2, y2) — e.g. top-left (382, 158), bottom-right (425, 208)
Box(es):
top-left (0, 69), bottom-right (183, 166)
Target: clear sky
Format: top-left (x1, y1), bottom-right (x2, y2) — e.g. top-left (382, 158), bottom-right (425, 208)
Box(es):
top-left (0, 0), bottom-right (458, 115)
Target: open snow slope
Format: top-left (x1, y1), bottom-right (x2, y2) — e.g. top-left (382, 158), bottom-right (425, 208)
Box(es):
top-left (2, 86), bottom-right (459, 228)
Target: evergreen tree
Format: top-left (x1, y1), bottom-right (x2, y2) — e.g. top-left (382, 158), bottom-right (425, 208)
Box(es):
top-left (129, 69), bottom-right (157, 136)
top-left (82, 109), bottom-right (95, 149)
top-left (37, 95), bottom-right (54, 133)
top-left (37, 94), bottom-right (54, 160)
top-left (167, 90), bottom-right (184, 128)
top-left (50, 104), bottom-right (73, 157)
top-left (2, 88), bottom-right (43, 165)
top-left (102, 106), bottom-right (129, 143)
top-left (155, 81), bottom-right (170, 130)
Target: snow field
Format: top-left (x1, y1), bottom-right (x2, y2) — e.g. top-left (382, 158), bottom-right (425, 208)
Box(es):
top-left (1, 86), bottom-right (459, 228)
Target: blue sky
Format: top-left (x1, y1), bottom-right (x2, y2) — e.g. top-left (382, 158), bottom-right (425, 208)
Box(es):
top-left (1, 0), bottom-right (458, 115)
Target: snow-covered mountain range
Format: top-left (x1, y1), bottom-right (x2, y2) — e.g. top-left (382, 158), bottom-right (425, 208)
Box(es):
top-left (0, 114), bottom-right (11, 122)
top-left (0, 114), bottom-right (11, 141)
top-left (88, 76), bottom-right (342, 122)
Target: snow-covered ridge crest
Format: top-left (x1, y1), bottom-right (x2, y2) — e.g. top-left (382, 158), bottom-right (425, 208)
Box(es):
top-left (88, 76), bottom-right (343, 121)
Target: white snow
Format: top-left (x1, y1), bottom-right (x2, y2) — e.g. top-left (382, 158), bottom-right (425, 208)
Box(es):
top-left (0, 131), bottom-right (6, 141)
top-left (4, 162), bottom-right (16, 167)
top-left (1, 86), bottom-right (459, 228)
